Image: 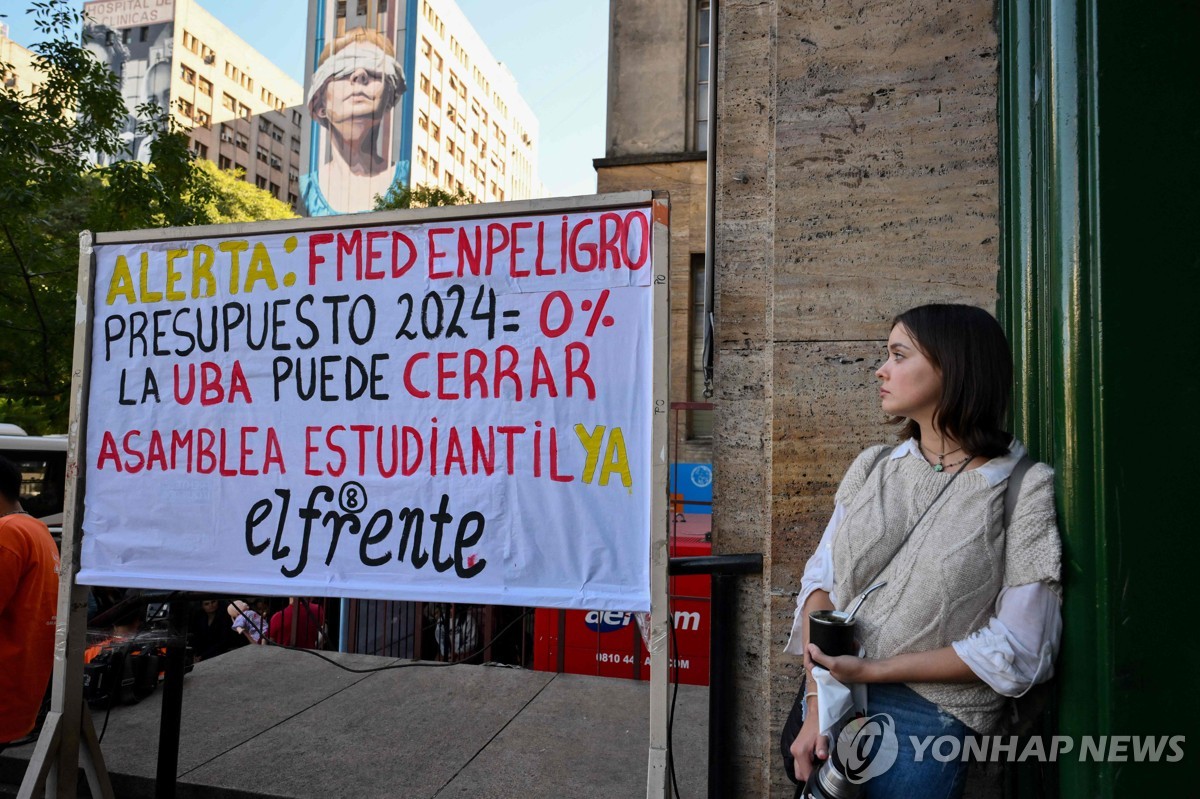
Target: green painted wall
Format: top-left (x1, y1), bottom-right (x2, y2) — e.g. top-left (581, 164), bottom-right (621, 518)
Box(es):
top-left (1000, 1), bottom-right (1200, 795)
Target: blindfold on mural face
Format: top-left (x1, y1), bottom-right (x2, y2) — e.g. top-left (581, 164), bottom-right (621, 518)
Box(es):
top-left (308, 41), bottom-right (407, 122)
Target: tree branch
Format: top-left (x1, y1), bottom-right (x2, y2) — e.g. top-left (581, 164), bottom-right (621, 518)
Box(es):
top-left (1, 222), bottom-right (54, 392)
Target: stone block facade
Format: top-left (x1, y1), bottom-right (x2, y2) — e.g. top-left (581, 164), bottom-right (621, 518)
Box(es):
top-left (712, 1), bottom-right (1002, 794)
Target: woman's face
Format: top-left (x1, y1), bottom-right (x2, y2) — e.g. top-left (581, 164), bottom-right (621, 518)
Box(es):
top-left (876, 324), bottom-right (942, 421)
top-left (321, 68), bottom-right (386, 127)
top-left (202, 599), bottom-right (219, 613)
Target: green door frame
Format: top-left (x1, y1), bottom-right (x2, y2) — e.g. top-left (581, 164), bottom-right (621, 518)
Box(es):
top-left (999, 1), bottom-right (1199, 796)
top-left (999, 3), bottom-right (1106, 797)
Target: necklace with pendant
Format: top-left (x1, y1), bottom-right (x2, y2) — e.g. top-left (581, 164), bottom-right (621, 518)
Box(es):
top-left (921, 441), bottom-right (964, 471)
top-left (932, 453), bottom-right (972, 472)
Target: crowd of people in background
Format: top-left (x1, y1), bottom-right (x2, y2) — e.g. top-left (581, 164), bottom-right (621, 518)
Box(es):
top-left (85, 591), bottom-right (329, 665)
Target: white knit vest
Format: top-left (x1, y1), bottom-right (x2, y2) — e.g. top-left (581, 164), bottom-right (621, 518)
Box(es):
top-left (831, 444), bottom-right (1061, 734)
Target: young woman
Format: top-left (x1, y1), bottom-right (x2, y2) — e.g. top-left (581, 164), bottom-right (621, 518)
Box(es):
top-left (785, 304), bottom-right (1062, 797)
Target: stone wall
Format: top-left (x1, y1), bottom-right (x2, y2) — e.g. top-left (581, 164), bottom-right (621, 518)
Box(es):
top-left (712, 0), bottom-right (1001, 795)
top-left (606, 0), bottom-right (691, 156)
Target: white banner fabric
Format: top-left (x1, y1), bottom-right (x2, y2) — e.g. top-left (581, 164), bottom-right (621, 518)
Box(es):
top-left (79, 206), bottom-right (656, 611)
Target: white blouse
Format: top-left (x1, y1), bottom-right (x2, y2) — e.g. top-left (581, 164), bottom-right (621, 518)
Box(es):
top-left (784, 439), bottom-right (1062, 697)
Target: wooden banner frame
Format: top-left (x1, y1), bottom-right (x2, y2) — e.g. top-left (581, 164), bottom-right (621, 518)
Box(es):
top-left (19, 191), bottom-right (671, 798)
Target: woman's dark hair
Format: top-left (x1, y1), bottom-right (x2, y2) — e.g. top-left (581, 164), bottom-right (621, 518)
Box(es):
top-left (890, 304), bottom-right (1012, 458)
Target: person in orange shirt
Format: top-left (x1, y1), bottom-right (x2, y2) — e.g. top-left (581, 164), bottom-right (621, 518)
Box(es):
top-left (0, 455), bottom-right (60, 748)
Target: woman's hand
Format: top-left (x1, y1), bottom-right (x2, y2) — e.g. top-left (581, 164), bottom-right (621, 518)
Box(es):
top-left (807, 643), bottom-right (876, 683)
top-left (790, 709), bottom-right (828, 784)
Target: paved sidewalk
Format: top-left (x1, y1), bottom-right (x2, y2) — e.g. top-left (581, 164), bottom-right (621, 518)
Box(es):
top-left (0, 646), bottom-right (708, 798)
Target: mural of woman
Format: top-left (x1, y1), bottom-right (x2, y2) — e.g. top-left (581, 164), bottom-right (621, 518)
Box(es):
top-left (302, 27), bottom-right (407, 216)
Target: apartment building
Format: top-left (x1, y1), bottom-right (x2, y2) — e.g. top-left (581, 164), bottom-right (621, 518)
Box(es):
top-left (0, 23), bottom-right (43, 97)
top-left (301, 0), bottom-right (539, 216)
top-left (410, 0), bottom-right (539, 204)
top-left (82, 0), bottom-right (304, 211)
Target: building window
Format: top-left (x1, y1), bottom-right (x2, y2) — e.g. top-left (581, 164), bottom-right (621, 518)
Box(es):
top-left (194, 109), bottom-right (210, 127)
top-left (419, 74), bottom-right (430, 94)
top-left (178, 99), bottom-right (194, 119)
top-left (269, 181), bottom-right (281, 198)
top-left (255, 175), bottom-right (268, 189)
top-left (219, 155), bottom-right (233, 169)
top-left (197, 76), bottom-right (212, 96)
top-left (180, 65), bottom-right (195, 84)
top-left (192, 140), bottom-right (208, 159)
top-left (689, 254), bottom-right (713, 437)
top-left (257, 146), bottom-right (269, 164)
top-left (222, 93), bottom-right (237, 112)
top-left (431, 87), bottom-right (441, 105)
top-left (694, 0), bottom-right (710, 150)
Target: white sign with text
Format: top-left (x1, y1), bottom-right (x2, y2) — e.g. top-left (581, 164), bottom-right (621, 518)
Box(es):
top-left (79, 206), bottom-right (656, 610)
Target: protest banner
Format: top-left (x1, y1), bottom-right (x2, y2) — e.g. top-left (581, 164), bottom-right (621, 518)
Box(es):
top-left (75, 193), bottom-right (669, 612)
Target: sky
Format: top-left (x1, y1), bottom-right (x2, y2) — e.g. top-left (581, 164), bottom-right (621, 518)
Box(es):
top-left (1, 0), bottom-right (610, 197)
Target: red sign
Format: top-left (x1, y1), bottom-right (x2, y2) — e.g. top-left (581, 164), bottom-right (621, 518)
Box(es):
top-left (533, 530), bottom-right (711, 685)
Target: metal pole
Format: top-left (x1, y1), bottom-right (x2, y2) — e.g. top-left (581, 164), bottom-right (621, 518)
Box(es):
top-left (155, 599), bottom-right (187, 799)
top-left (708, 573), bottom-right (729, 799)
top-left (667, 554), bottom-right (762, 799)
top-left (338, 598), bottom-right (350, 652)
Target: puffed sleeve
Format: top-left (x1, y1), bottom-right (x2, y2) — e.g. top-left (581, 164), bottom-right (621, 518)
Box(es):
top-left (1004, 463), bottom-right (1062, 592)
top-left (952, 582), bottom-right (1061, 696)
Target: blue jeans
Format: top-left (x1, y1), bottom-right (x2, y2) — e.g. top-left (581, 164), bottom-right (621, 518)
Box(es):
top-left (859, 683), bottom-right (970, 799)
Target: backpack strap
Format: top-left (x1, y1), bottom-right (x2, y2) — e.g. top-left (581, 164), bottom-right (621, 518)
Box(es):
top-left (1003, 455), bottom-right (1035, 529)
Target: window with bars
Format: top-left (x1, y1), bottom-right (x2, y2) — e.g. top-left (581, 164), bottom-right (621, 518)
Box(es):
top-left (694, 0), bottom-right (710, 151)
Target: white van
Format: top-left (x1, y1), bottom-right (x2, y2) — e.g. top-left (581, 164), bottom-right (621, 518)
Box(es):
top-left (0, 423), bottom-right (68, 538)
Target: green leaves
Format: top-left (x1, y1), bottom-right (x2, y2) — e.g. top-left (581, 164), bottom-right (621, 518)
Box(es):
top-left (374, 183), bottom-right (475, 210)
top-left (0, 0), bottom-right (297, 433)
